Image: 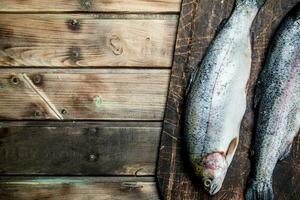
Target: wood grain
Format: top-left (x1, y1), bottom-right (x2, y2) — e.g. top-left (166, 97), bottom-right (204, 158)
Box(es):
top-left (0, 121), bottom-right (161, 175)
top-left (157, 0), bottom-right (300, 200)
top-left (0, 14), bottom-right (177, 67)
top-left (0, 69), bottom-right (170, 120)
top-left (0, 177), bottom-right (160, 200)
top-left (0, 0), bottom-right (181, 13)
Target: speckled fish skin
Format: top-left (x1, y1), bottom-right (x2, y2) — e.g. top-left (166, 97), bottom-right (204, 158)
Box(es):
top-left (246, 4), bottom-right (300, 200)
top-left (183, 0), bottom-right (264, 195)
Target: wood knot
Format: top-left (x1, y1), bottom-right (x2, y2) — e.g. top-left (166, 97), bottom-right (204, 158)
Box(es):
top-left (108, 35), bottom-right (123, 56)
top-left (34, 110), bottom-right (42, 117)
top-left (79, 0), bottom-right (93, 10)
top-left (31, 74), bottom-right (43, 85)
top-left (67, 19), bottom-right (81, 31)
top-left (68, 47), bottom-right (82, 64)
top-left (88, 127), bottom-right (97, 134)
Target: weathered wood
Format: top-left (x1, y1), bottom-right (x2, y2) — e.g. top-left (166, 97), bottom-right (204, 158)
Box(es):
top-left (157, 0), bottom-right (300, 200)
top-left (0, 14), bottom-right (177, 67)
top-left (0, 176), bottom-right (160, 200)
top-left (0, 69), bottom-right (170, 120)
top-left (0, 0), bottom-right (181, 13)
top-left (0, 121), bottom-right (161, 175)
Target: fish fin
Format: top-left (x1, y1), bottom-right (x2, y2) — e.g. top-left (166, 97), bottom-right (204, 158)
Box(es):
top-left (216, 18), bottom-right (228, 34)
top-left (185, 72), bottom-right (194, 96)
top-left (185, 66), bottom-right (200, 96)
top-left (279, 143), bottom-right (292, 161)
top-left (296, 109), bottom-right (300, 130)
top-left (226, 137), bottom-right (238, 163)
top-left (245, 181), bottom-right (274, 200)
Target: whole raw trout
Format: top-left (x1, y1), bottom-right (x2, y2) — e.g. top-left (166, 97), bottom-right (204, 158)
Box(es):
top-left (246, 4), bottom-right (300, 200)
top-left (184, 0), bottom-right (264, 195)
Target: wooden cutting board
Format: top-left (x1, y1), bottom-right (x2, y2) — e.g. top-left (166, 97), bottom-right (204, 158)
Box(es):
top-left (157, 0), bottom-right (300, 199)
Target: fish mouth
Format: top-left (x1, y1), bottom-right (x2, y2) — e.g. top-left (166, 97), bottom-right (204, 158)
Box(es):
top-left (203, 179), bottom-right (220, 195)
top-left (208, 183), bottom-right (220, 195)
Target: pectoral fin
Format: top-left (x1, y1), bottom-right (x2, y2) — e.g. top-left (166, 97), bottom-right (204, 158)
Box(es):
top-left (185, 67), bottom-right (200, 96)
top-left (185, 73), bottom-right (194, 96)
top-left (226, 137), bottom-right (238, 163)
top-left (216, 18), bottom-right (228, 34)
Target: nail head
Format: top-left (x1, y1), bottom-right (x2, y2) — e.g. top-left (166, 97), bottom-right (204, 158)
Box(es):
top-left (33, 74), bottom-right (42, 84)
top-left (61, 108), bottom-right (68, 115)
top-left (88, 154), bottom-right (97, 162)
top-left (10, 76), bottom-right (20, 85)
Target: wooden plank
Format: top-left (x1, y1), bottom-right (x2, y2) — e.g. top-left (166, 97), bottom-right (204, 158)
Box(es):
top-left (0, 0), bottom-right (181, 13)
top-left (0, 121), bottom-right (161, 175)
top-left (0, 177), bottom-right (160, 200)
top-left (0, 14), bottom-right (178, 67)
top-left (0, 69), bottom-right (170, 120)
top-left (157, 0), bottom-right (300, 200)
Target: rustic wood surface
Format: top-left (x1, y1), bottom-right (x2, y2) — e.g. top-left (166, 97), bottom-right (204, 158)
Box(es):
top-left (0, 1), bottom-right (177, 199)
top-left (0, 177), bottom-right (160, 200)
top-left (157, 0), bottom-right (300, 200)
top-left (0, 14), bottom-right (177, 67)
top-left (0, 69), bottom-right (169, 120)
top-left (0, 0), bottom-right (181, 13)
top-left (0, 121), bottom-right (161, 175)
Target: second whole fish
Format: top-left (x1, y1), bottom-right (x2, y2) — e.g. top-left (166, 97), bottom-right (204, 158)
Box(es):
top-left (246, 3), bottom-right (300, 200)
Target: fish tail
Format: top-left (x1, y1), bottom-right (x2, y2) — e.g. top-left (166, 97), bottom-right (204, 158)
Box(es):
top-left (245, 181), bottom-right (274, 200)
top-left (236, 0), bottom-right (265, 7)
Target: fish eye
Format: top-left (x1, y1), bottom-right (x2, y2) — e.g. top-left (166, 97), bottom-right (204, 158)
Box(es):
top-left (204, 179), bottom-right (212, 187)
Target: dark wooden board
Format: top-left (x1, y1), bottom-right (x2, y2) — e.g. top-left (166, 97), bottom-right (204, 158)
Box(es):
top-left (0, 121), bottom-right (161, 175)
top-left (0, 14), bottom-right (177, 67)
top-left (0, 69), bottom-right (169, 120)
top-left (157, 0), bottom-right (300, 199)
top-left (0, 176), bottom-right (160, 200)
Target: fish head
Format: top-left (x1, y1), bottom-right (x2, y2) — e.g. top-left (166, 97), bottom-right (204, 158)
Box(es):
top-left (201, 152), bottom-right (228, 195)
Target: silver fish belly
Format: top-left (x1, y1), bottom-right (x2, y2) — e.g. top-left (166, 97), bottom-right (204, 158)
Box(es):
top-left (246, 4), bottom-right (300, 200)
top-left (184, 0), bottom-right (263, 195)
